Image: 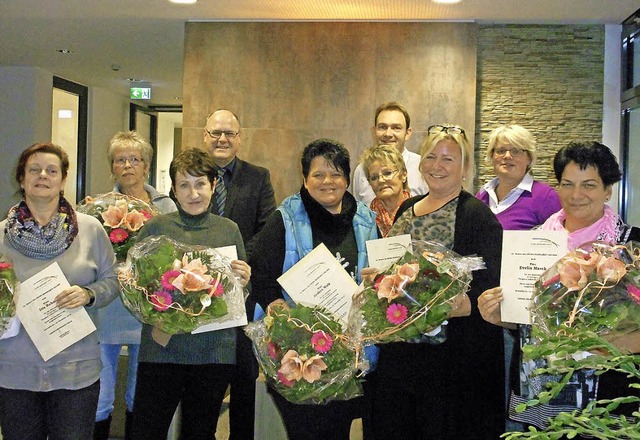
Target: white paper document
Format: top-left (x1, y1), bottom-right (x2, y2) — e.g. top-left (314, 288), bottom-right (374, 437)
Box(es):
top-left (365, 234), bottom-right (413, 271)
top-left (500, 230), bottom-right (568, 324)
top-left (277, 243), bottom-right (358, 326)
top-left (16, 263), bottom-right (96, 361)
top-left (192, 245), bottom-right (248, 334)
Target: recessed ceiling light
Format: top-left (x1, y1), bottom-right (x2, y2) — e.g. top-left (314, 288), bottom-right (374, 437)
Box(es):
top-left (56, 49), bottom-right (72, 54)
top-left (169, 0), bottom-right (197, 4)
top-left (432, 0), bottom-right (462, 3)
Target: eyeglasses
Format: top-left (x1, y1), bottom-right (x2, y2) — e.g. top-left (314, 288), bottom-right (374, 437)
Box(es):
top-left (113, 157), bottom-right (143, 167)
top-left (493, 147), bottom-right (525, 158)
top-left (368, 169), bottom-right (399, 183)
top-left (205, 129), bottom-right (238, 140)
top-left (427, 125), bottom-right (466, 137)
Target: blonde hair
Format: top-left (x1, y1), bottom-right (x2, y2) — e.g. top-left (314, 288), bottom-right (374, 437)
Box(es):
top-left (361, 144), bottom-right (409, 191)
top-left (486, 124), bottom-right (536, 171)
top-left (107, 131), bottom-right (153, 165)
top-left (419, 125), bottom-right (475, 192)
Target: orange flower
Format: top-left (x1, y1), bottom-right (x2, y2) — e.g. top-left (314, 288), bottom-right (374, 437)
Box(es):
top-left (595, 256), bottom-right (627, 284)
top-left (124, 209), bottom-right (148, 231)
top-left (558, 254), bottom-right (598, 291)
top-left (101, 202), bottom-right (127, 228)
top-left (376, 263), bottom-right (419, 302)
top-left (277, 350), bottom-right (327, 384)
top-left (171, 257), bottom-right (213, 294)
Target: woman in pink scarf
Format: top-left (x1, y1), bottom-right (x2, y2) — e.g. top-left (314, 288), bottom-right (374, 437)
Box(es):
top-left (478, 141), bottom-right (640, 435)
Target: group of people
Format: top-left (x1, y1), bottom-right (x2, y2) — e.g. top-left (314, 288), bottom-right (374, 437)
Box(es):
top-left (0, 100), bottom-right (636, 440)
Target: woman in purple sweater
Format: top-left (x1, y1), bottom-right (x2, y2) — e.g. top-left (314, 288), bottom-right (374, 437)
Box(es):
top-left (475, 124), bottom-right (560, 431)
top-left (476, 124), bottom-right (560, 230)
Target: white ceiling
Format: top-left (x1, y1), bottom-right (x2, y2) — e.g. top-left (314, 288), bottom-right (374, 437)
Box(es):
top-left (1, 0), bottom-right (639, 105)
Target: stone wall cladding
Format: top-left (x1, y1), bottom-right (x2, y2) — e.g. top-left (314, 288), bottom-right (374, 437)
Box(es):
top-left (475, 25), bottom-right (605, 190)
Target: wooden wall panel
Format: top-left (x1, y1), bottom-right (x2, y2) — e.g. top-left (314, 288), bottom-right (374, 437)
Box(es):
top-left (183, 22), bottom-right (477, 203)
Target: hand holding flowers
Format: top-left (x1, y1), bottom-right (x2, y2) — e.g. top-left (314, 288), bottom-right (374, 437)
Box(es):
top-left (119, 235), bottom-right (247, 334)
top-left (348, 240), bottom-right (484, 345)
top-left (77, 192), bottom-right (158, 261)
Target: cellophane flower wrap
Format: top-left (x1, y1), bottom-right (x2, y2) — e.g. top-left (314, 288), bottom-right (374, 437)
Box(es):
top-left (0, 255), bottom-right (18, 335)
top-left (118, 235), bottom-right (247, 334)
top-left (245, 304), bottom-right (365, 405)
top-left (77, 192), bottom-right (158, 261)
top-left (348, 240), bottom-right (484, 345)
top-left (531, 240), bottom-right (640, 342)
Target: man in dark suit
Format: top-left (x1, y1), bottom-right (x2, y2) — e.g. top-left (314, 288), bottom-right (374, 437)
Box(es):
top-left (204, 109), bottom-right (276, 439)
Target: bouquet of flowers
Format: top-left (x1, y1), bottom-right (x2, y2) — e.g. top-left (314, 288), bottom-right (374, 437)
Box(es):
top-left (118, 235), bottom-right (247, 334)
top-left (245, 304), bottom-right (365, 404)
top-left (0, 255), bottom-right (18, 335)
top-left (348, 240), bottom-right (484, 345)
top-left (77, 192), bottom-right (158, 261)
top-left (531, 241), bottom-right (640, 341)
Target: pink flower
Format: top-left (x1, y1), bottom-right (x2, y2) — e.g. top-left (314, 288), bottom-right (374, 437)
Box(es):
top-left (150, 290), bottom-right (173, 311)
top-left (268, 342), bottom-right (281, 360)
top-left (386, 303), bottom-right (408, 325)
top-left (0, 262), bottom-right (12, 271)
top-left (376, 263), bottom-right (420, 302)
top-left (161, 270), bottom-right (181, 291)
top-left (595, 256), bottom-right (627, 284)
top-left (277, 371), bottom-right (296, 387)
top-left (172, 257), bottom-right (213, 294)
top-left (101, 203), bottom-right (127, 228)
top-left (627, 284), bottom-right (640, 305)
top-left (209, 280), bottom-right (224, 297)
top-left (124, 209), bottom-right (148, 232)
top-left (109, 228), bottom-right (129, 244)
top-left (301, 354), bottom-right (327, 383)
top-left (310, 331), bottom-right (333, 353)
top-left (140, 210), bottom-right (152, 220)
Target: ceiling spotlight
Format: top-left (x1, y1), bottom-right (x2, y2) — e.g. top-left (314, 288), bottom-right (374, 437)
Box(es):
top-left (56, 49), bottom-right (72, 54)
top-left (169, 0), bottom-right (197, 4)
top-left (431, 0), bottom-right (462, 3)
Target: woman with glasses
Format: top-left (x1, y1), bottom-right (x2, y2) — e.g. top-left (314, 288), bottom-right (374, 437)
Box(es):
top-left (369, 124), bottom-right (505, 439)
top-left (479, 141), bottom-right (640, 436)
top-left (248, 138), bottom-right (378, 440)
top-left (361, 144), bottom-right (411, 237)
top-left (474, 124), bottom-right (560, 433)
top-left (93, 131), bottom-right (176, 440)
top-left (476, 125), bottom-right (560, 230)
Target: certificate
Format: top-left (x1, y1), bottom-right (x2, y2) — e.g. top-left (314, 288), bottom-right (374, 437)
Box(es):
top-left (277, 243), bottom-right (358, 326)
top-left (192, 245), bottom-right (248, 334)
top-left (365, 234), bottom-right (413, 271)
top-left (500, 230), bottom-right (568, 324)
top-left (16, 263), bottom-right (96, 361)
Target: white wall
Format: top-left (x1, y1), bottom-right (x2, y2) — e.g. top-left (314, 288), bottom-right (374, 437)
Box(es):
top-left (0, 66), bottom-right (53, 218)
top-left (156, 112), bottom-right (182, 195)
top-left (86, 87), bottom-right (130, 196)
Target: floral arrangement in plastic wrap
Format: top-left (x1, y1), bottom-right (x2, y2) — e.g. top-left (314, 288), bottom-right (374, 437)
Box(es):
top-left (245, 303), bottom-right (365, 404)
top-left (118, 235), bottom-right (247, 334)
top-left (0, 255), bottom-right (18, 335)
top-left (505, 241), bottom-right (640, 440)
top-left (348, 240), bottom-right (484, 345)
top-left (77, 192), bottom-right (158, 261)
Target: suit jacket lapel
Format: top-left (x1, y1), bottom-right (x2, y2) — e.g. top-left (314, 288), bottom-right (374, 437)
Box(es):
top-left (224, 158), bottom-right (244, 219)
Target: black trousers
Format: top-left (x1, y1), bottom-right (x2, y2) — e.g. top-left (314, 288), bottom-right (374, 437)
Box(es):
top-left (130, 362), bottom-right (233, 440)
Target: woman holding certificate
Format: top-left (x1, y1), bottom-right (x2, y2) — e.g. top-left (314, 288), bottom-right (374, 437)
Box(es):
top-left (0, 142), bottom-right (118, 439)
top-left (128, 148), bottom-right (250, 440)
top-left (248, 138), bottom-right (378, 440)
top-left (478, 141), bottom-right (640, 432)
top-left (370, 125), bottom-right (505, 439)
